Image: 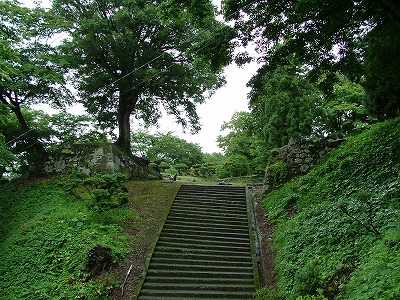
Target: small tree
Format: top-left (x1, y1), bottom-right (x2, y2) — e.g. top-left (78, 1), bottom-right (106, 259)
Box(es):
top-left (216, 154), bottom-right (250, 179)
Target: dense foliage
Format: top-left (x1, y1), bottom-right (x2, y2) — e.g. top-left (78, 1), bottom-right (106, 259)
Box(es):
top-left (260, 118), bottom-right (400, 299)
top-left (223, 0), bottom-right (400, 119)
top-left (131, 131), bottom-right (203, 167)
top-left (0, 178), bottom-right (132, 299)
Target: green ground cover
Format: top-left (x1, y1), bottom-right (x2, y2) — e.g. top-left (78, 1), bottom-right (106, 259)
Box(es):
top-left (259, 118), bottom-right (400, 299)
top-left (0, 176), bottom-right (180, 300)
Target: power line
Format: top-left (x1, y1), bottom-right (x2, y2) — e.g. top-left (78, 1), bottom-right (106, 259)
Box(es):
top-left (6, 128), bottom-right (34, 145)
top-left (90, 0), bottom-right (260, 96)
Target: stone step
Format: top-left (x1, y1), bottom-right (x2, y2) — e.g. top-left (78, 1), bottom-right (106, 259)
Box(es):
top-left (172, 202), bottom-right (248, 213)
top-left (141, 282), bottom-right (254, 292)
top-left (174, 194), bottom-right (246, 201)
top-left (150, 257), bottom-right (252, 267)
top-left (160, 231), bottom-right (250, 243)
top-left (145, 269), bottom-right (254, 279)
top-left (165, 214), bottom-right (249, 227)
top-left (138, 290), bottom-right (253, 300)
top-left (141, 275), bottom-right (254, 285)
top-left (157, 236), bottom-right (250, 248)
top-left (147, 263), bottom-right (253, 274)
top-left (162, 222), bottom-right (249, 235)
top-left (168, 210), bottom-right (249, 222)
top-left (151, 251), bottom-right (253, 263)
top-left (156, 240), bottom-right (250, 252)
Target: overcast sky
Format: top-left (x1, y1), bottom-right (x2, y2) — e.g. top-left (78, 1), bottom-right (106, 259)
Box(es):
top-left (150, 62), bottom-right (259, 153)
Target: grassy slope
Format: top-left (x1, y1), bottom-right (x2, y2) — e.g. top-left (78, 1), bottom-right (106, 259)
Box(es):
top-left (0, 178), bottom-right (180, 300)
top-left (261, 118), bottom-right (400, 300)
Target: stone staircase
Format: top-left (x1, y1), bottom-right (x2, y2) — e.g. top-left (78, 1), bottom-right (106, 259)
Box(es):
top-left (135, 184), bottom-right (258, 300)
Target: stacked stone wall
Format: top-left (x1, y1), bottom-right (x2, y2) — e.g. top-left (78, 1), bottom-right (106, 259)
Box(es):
top-left (44, 143), bottom-right (160, 179)
top-left (264, 138), bottom-right (344, 192)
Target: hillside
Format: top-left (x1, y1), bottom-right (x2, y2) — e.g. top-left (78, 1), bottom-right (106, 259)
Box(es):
top-left (259, 118), bottom-right (400, 299)
top-left (0, 177), bottom-right (180, 300)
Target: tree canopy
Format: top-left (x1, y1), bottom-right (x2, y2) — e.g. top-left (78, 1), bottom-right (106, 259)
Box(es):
top-left (54, 0), bottom-right (235, 154)
top-left (248, 64), bottom-right (323, 148)
top-left (131, 131), bottom-right (203, 167)
top-left (223, 0), bottom-right (400, 119)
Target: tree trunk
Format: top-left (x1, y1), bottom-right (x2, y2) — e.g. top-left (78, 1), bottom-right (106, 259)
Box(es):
top-left (114, 92), bottom-right (138, 155)
top-left (10, 103), bottom-right (48, 173)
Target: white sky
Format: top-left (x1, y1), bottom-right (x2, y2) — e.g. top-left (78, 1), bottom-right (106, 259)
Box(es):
top-left (26, 0), bottom-right (261, 154)
top-left (151, 62), bottom-right (259, 153)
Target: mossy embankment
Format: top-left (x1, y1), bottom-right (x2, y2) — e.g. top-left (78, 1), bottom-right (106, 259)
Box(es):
top-left (259, 118), bottom-right (400, 299)
top-left (0, 177), bottom-right (180, 300)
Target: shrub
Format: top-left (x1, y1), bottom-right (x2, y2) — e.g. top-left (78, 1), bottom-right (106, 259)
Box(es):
top-left (174, 163), bottom-right (189, 175)
top-left (215, 154), bottom-right (250, 178)
top-left (63, 173), bottom-right (128, 210)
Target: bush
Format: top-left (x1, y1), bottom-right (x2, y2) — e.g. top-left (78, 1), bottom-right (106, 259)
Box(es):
top-left (174, 163), bottom-right (189, 175)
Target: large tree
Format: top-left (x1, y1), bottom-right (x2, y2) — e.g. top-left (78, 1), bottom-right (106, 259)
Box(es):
top-left (223, 0), bottom-right (400, 119)
top-left (54, 0), bottom-right (235, 154)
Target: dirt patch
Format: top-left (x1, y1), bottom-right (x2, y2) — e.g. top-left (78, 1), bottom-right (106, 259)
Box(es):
top-left (109, 181), bottom-right (181, 300)
top-left (252, 187), bottom-right (277, 288)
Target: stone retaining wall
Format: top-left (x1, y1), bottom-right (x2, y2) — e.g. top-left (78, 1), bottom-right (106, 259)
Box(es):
top-left (44, 143), bottom-right (159, 179)
top-left (264, 138), bottom-right (344, 192)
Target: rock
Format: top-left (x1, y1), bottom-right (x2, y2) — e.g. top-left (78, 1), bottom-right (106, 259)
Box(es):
top-left (300, 164), bottom-right (310, 173)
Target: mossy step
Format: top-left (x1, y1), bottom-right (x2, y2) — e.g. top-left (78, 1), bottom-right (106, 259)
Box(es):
top-left (177, 189), bottom-right (246, 195)
top-left (139, 289), bottom-right (252, 300)
top-left (168, 210), bottom-right (249, 222)
top-left (178, 185), bottom-right (245, 191)
top-left (141, 275), bottom-right (254, 285)
top-left (145, 269), bottom-right (254, 279)
top-left (156, 240), bottom-right (250, 252)
top-left (138, 289), bottom-right (253, 299)
top-left (157, 236), bottom-right (250, 248)
top-left (147, 263), bottom-right (253, 273)
top-left (155, 245), bottom-right (251, 256)
top-left (170, 204), bottom-right (247, 214)
top-left (172, 202), bottom-right (248, 213)
top-left (174, 195), bottom-right (246, 202)
top-left (172, 199), bottom-right (247, 208)
top-left (173, 200), bottom-right (247, 210)
top-left (165, 215), bottom-right (249, 226)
